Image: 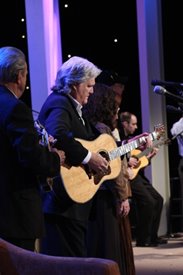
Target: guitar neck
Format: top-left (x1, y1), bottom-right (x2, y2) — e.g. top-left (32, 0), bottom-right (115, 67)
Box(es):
top-left (132, 138), bottom-right (167, 159)
top-left (108, 131), bottom-right (158, 160)
top-left (135, 147), bottom-right (152, 159)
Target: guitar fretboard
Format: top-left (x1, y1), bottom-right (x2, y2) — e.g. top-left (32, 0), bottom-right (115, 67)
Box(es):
top-left (108, 131), bottom-right (158, 161)
top-left (135, 138), bottom-right (167, 159)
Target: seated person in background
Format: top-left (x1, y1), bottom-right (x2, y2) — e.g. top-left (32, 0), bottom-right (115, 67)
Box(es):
top-left (119, 111), bottom-right (167, 247)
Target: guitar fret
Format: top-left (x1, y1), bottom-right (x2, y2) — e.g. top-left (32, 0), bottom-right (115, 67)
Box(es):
top-left (108, 132), bottom-right (159, 161)
top-left (109, 138), bottom-right (143, 160)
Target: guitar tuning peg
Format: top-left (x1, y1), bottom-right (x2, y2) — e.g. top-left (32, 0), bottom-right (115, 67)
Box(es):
top-left (165, 138), bottom-right (171, 145)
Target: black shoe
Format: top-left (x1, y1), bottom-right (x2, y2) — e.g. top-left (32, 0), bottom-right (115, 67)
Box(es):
top-left (152, 237), bottom-right (168, 245)
top-left (136, 242), bottom-right (158, 247)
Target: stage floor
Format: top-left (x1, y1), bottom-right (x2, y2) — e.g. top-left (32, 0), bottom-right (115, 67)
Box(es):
top-left (133, 235), bottom-right (183, 274)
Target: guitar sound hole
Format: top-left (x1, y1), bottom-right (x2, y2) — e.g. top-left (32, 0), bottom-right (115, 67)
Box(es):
top-left (99, 151), bottom-right (111, 175)
top-left (99, 150), bottom-right (109, 161)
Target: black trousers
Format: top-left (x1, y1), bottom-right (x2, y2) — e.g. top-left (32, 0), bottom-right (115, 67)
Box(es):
top-left (87, 190), bottom-right (128, 275)
top-left (40, 214), bottom-right (88, 257)
top-left (130, 174), bottom-right (163, 244)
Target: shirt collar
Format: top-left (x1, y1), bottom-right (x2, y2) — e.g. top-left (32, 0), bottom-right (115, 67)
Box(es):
top-left (7, 87), bottom-right (18, 99)
top-left (68, 94), bottom-right (82, 115)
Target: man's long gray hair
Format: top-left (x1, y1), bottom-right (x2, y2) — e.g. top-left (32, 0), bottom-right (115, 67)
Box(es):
top-left (51, 56), bottom-right (101, 94)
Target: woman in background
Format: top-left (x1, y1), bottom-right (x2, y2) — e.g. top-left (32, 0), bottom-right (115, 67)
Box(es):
top-left (83, 83), bottom-right (135, 275)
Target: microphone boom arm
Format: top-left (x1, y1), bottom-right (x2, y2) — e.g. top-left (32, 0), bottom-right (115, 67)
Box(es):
top-left (153, 85), bottom-right (183, 103)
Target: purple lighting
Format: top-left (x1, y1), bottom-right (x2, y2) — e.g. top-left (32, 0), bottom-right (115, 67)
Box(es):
top-left (25, 0), bottom-right (62, 112)
top-left (43, 0), bottom-right (62, 93)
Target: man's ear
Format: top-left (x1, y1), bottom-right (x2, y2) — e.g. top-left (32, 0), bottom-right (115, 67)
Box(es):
top-left (72, 84), bottom-right (77, 91)
top-left (122, 121), bottom-right (128, 128)
top-left (70, 84), bottom-right (77, 97)
top-left (16, 70), bottom-right (22, 84)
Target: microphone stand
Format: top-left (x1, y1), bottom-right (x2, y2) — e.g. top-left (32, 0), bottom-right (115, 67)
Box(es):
top-left (170, 129), bottom-right (183, 143)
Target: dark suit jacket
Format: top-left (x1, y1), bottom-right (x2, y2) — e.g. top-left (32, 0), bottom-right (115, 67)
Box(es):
top-left (0, 85), bottom-right (60, 239)
top-left (38, 92), bottom-right (98, 221)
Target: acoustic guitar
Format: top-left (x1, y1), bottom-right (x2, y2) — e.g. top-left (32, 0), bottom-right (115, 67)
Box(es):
top-left (61, 125), bottom-right (164, 203)
top-left (128, 138), bottom-right (169, 180)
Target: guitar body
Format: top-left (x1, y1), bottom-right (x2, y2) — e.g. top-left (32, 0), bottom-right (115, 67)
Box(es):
top-left (128, 149), bottom-right (149, 180)
top-left (60, 134), bottom-right (121, 203)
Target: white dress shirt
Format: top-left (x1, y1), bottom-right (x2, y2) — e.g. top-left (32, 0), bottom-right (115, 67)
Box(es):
top-left (171, 117), bottom-right (183, 157)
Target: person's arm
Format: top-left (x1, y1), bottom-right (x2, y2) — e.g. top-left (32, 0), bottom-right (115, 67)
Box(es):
top-left (7, 101), bottom-right (61, 177)
top-left (115, 156), bottom-right (131, 216)
top-left (39, 97), bottom-right (108, 173)
top-left (39, 99), bottom-right (89, 166)
top-left (171, 117), bottom-right (183, 136)
top-left (146, 147), bottom-right (159, 160)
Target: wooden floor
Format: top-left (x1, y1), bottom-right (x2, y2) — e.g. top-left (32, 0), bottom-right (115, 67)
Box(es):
top-left (133, 236), bottom-right (183, 274)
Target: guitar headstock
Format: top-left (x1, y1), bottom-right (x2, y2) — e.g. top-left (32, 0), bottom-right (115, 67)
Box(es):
top-left (34, 120), bottom-right (50, 146)
top-left (153, 124), bottom-right (165, 140)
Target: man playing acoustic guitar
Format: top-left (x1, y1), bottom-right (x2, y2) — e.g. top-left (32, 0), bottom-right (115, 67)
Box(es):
top-left (38, 56), bottom-right (109, 258)
top-left (120, 112), bottom-right (167, 247)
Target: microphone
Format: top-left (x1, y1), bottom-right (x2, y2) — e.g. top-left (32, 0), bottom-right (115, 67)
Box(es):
top-left (153, 85), bottom-right (183, 103)
top-left (166, 105), bottom-right (183, 114)
top-left (151, 79), bottom-right (183, 88)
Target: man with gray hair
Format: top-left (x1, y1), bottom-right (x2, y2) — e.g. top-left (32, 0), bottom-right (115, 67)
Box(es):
top-left (38, 56), bottom-right (109, 257)
top-left (0, 46), bottom-right (64, 251)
